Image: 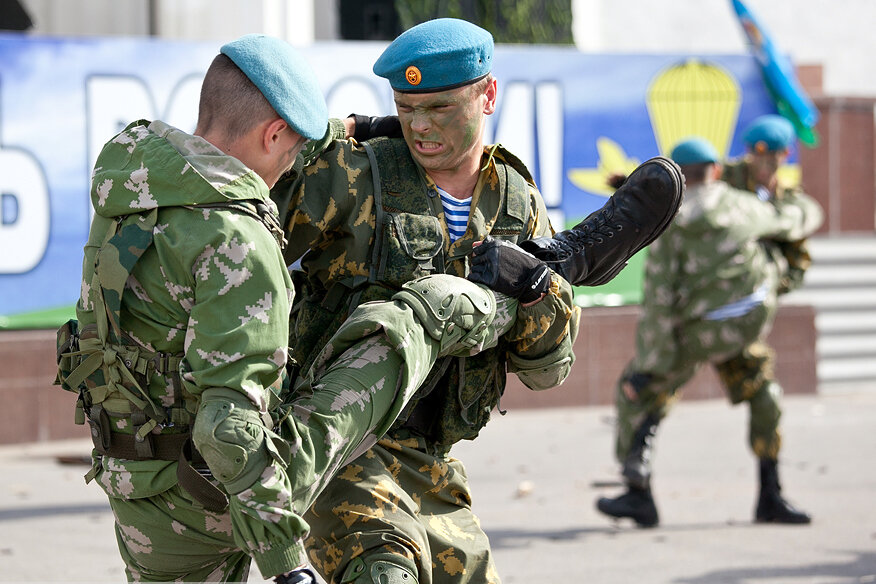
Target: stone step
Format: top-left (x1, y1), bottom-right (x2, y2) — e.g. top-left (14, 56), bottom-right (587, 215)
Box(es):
top-left (808, 235), bottom-right (876, 263)
top-left (817, 333), bottom-right (876, 358)
top-left (793, 236), bottom-right (876, 390)
top-left (787, 288), bottom-right (876, 311)
top-left (803, 264), bottom-right (876, 288)
top-left (818, 356), bottom-right (876, 383)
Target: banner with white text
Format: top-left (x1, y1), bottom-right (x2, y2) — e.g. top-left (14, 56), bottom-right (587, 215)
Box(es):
top-left (0, 35), bottom-right (779, 328)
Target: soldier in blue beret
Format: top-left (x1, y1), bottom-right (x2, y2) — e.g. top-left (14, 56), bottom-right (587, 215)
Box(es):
top-left (62, 33), bottom-right (501, 584)
top-left (57, 33), bottom-right (344, 584)
top-left (596, 134), bottom-right (822, 529)
top-left (724, 113), bottom-right (813, 295)
top-left (271, 17), bottom-right (682, 584)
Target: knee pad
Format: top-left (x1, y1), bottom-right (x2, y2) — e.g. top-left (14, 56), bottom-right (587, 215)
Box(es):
top-left (192, 390), bottom-right (271, 494)
top-left (341, 556), bottom-right (418, 584)
top-left (391, 274), bottom-right (499, 356)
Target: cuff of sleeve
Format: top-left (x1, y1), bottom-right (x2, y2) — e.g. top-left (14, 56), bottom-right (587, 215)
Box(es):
top-left (507, 333), bottom-right (575, 391)
top-left (299, 117), bottom-right (346, 166)
top-left (252, 539), bottom-right (307, 579)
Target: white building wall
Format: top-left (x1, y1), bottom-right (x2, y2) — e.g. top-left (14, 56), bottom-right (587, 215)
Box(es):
top-left (572, 0), bottom-right (876, 97)
top-left (15, 0), bottom-right (876, 96)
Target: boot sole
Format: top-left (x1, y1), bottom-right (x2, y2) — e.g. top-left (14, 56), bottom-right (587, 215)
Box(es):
top-left (626, 156), bottom-right (685, 256)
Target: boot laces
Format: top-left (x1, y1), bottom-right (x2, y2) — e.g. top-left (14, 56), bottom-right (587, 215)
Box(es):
top-left (565, 206), bottom-right (624, 252)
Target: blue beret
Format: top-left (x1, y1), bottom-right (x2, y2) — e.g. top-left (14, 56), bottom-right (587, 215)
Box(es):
top-left (743, 115), bottom-right (795, 152)
top-left (220, 34), bottom-right (327, 140)
top-left (670, 137), bottom-right (720, 166)
top-left (373, 18), bottom-right (493, 93)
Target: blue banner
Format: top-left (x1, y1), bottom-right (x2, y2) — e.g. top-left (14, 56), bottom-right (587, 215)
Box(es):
top-left (0, 35), bottom-right (777, 326)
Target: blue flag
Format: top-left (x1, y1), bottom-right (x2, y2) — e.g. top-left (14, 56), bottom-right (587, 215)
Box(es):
top-left (730, 0), bottom-right (820, 146)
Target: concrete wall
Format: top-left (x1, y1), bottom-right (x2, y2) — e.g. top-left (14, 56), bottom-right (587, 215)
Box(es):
top-left (0, 304), bottom-right (818, 445)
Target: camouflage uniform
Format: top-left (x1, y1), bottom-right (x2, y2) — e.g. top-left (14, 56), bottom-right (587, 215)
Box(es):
top-left (58, 120), bottom-right (515, 581)
top-left (722, 158), bottom-right (814, 295)
top-left (616, 178), bottom-right (823, 463)
top-left (275, 135), bottom-right (579, 584)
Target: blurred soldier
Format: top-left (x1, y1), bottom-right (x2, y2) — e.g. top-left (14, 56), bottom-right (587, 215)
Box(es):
top-left (723, 114), bottom-right (813, 295)
top-left (273, 18), bottom-right (682, 584)
top-left (596, 136), bottom-right (823, 528)
top-left (55, 34), bottom-right (520, 584)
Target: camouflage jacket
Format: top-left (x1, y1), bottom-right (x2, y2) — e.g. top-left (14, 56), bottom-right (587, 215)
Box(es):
top-left (77, 120), bottom-right (304, 566)
top-left (275, 136), bottom-right (578, 449)
top-left (722, 158), bottom-right (817, 294)
top-left (633, 179), bottom-right (823, 376)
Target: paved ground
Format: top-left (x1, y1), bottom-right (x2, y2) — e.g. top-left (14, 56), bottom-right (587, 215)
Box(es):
top-left (1, 390), bottom-right (875, 583)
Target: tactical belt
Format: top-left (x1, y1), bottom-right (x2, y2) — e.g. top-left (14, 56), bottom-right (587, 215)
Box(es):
top-left (91, 428), bottom-right (229, 513)
top-left (92, 429), bottom-right (193, 462)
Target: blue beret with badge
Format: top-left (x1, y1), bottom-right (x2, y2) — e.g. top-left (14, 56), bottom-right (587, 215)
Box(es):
top-left (220, 34), bottom-right (327, 140)
top-left (670, 137), bottom-right (720, 166)
top-left (742, 114), bottom-right (795, 152)
top-left (373, 18), bottom-right (493, 93)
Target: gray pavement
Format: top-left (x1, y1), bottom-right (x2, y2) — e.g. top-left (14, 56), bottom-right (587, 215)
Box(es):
top-left (1, 390), bottom-right (875, 583)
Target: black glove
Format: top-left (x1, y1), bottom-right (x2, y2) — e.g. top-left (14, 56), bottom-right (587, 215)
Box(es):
top-left (347, 113), bottom-right (403, 141)
top-left (468, 236), bottom-right (551, 304)
top-left (625, 371), bottom-right (652, 396)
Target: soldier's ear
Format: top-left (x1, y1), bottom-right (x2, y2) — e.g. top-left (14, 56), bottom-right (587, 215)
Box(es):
top-left (262, 117), bottom-right (289, 154)
top-left (483, 77), bottom-right (498, 115)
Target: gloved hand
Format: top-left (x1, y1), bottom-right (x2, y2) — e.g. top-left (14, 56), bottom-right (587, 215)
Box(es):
top-left (347, 113), bottom-right (403, 141)
top-left (468, 236), bottom-right (551, 304)
top-left (622, 371), bottom-right (653, 401)
top-left (274, 566), bottom-right (316, 584)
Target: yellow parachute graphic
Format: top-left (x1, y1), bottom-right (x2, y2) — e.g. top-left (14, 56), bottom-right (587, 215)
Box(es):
top-left (646, 59), bottom-right (741, 158)
top-left (567, 58), bottom-right (800, 201)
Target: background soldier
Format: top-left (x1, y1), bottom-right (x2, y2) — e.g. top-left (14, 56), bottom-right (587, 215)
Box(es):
top-left (723, 114), bottom-right (814, 295)
top-left (596, 136), bottom-right (823, 528)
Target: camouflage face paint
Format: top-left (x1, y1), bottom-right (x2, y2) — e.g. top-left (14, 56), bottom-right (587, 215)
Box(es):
top-left (393, 84), bottom-right (486, 187)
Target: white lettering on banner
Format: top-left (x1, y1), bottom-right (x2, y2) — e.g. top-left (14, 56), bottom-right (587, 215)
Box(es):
top-left (491, 81), bottom-right (565, 227)
top-left (0, 147), bottom-right (50, 273)
top-left (163, 74), bottom-right (203, 134)
top-left (325, 77), bottom-right (385, 122)
top-left (85, 75), bottom-right (202, 219)
top-left (536, 82), bottom-right (563, 209)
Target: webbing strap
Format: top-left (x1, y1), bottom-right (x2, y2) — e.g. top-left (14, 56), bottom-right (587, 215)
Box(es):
top-left (362, 141), bottom-right (386, 286)
top-left (177, 441), bottom-right (229, 513)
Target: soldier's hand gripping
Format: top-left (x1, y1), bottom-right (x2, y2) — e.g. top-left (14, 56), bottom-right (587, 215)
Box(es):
top-left (468, 236), bottom-right (551, 305)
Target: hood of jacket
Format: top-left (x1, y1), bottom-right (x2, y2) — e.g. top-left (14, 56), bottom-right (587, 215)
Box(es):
top-left (90, 119), bottom-right (269, 219)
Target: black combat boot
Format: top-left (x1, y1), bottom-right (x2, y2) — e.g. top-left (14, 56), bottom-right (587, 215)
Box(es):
top-left (755, 458), bottom-right (812, 524)
top-left (519, 156), bottom-right (684, 286)
top-left (621, 415), bottom-right (659, 489)
top-left (597, 485), bottom-right (660, 528)
top-left (597, 415), bottom-right (661, 527)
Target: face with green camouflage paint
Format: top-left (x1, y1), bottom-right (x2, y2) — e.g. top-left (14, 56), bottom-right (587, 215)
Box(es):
top-left (394, 77), bottom-right (497, 195)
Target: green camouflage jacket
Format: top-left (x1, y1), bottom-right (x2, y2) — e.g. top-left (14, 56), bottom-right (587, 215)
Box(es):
top-left (77, 120), bottom-right (304, 571)
top-left (633, 179), bottom-right (823, 376)
top-left (275, 136), bottom-right (579, 448)
top-left (722, 158), bottom-right (815, 294)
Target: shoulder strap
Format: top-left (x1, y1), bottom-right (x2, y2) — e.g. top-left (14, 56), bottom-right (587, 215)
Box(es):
top-left (362, 141), bottom-right (386, 285)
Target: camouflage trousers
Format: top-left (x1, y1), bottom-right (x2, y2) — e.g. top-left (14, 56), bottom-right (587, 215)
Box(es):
top-left (616, 300), bottom-right (783, 467)
top-left (100, 279), bottom-right (516, 581)
top-left (304, 433), bottom-right (501, 584)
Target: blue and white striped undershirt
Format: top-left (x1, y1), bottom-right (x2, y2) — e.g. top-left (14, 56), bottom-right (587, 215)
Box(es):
top-left (437, 187), bottom-right (471, 243)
